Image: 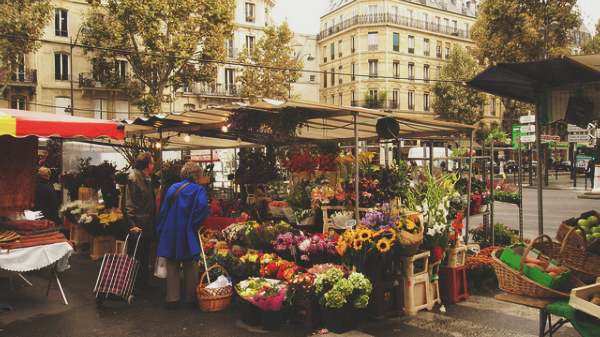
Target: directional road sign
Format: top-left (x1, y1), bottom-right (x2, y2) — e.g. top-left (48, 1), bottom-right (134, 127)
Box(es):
top-left (568, 124), bottom-right (592, 132)
top-left (568, 134), bottom-right (592, 142)
top-left (540, 135), bottom-right (560, 142)
top-left (520, 135), bottom-right (536, 143)
top-left (520, 125), bottom-right (535, 133)
top-left (520, 115), bottom-right (535, 124)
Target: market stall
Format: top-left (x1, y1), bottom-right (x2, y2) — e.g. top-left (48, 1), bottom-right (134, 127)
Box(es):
top-left (0, 108), bottom-right (125, 305)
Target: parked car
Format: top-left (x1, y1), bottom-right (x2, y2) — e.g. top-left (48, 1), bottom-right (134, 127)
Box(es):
top-left (486, 162), bottom-right (500, 174)
top-left (523, 161), bottom-right (537, 172)
top-left (553, 160), bottom-right (572, 172)
top-left (504, 160), bottom-right (519, 173)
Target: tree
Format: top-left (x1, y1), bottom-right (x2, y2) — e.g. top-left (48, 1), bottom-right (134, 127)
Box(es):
top-left (83, 0), bottom-right (236, 115)
top-left (470, 0), bottom-right (581, 132)
top-left (0, 0), bottom-right (52, 94)
top-left (237, 21), bottom-right (302, 102)
top-left (581, 19), bottom-right (600, 54)
top-left (431, 45), bottom-right (488, 125)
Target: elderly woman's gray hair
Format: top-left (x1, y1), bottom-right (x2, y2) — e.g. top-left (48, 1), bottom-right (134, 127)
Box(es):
top-left (180, 162), bottom-right (203, 180)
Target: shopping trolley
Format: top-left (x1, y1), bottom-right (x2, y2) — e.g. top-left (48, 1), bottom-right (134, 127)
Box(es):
top-left (93, 233), bottom-right (141, 307)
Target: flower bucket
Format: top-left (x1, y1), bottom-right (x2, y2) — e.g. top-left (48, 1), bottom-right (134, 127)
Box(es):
top-left (269, 206), bottom-right (285, 218)
top-left (298, 216), bottom-right (315, 226)
top-left (397, 230), bottom-right (423, 257)
top-left (443, 245), bottom-right (467, 268)
top-left (331, 215), bottom-right (353, 229)
top-left (247, 248), bottom-right (263, 255)
top-left (478, 204), bottom-right (488, 213)
top-left (260, 308), bottom-right (283, 331)
top-left (282, 207), bottom-right (296, 223)
top-left (240, 300), bottom-right (261, 326)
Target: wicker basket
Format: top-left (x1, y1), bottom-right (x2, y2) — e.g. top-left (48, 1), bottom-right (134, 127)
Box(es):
top-left (197, 265), bottom-right (232, 312)
top-left (492, 234), bottom-right (585, 298)
top-left (535, 226), bottom-right (600, 284)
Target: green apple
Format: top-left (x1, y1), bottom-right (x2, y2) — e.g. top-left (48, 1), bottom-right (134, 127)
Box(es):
top-left (582, 226), bottom-right (592, 234)
top-left (587, 234), bottom-right (596, 242)
top-left (592, 226), bottom-right (600, 234)
top-left (593, 233), bottom-right (600, 239)
top-left (578, 219), bottom-right (591, 227)
top-left (576, 229), bottom-right (584, 236)
top-left (588, 216), bottom-right (599, 226)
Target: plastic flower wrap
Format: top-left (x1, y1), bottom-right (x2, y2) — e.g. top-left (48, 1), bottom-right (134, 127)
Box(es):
top-left (236, 277), bottom-right (273, 301)
top-left (249, 283), bottom-right (288, 311)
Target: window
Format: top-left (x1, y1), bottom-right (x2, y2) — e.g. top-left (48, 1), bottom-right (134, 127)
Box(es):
top-left (264, 9), bottom-right (268, 26)
top-left (452, 20), bottom-right (458, 33)
top-left (310, 75), bottom-right (316, 83)
top-left (331, 43), bottom-right (335, 61)
top-left (184, 103), bottom-right (195, 111)
top-left (408, 36), bottom-right (414, 54)
top-left (369, 89), bottom-right (378, 101)
top-left (338, 40), bottom-right (343, 57)
top-left (368, 60), bottom-right (378, 78)
top-left (393, 61), bottom-right (399, 79)
top-left (391, 6), bottom-right (398, 23)
top-left (408, 91), bottom-right (414, 110)
top-left (351, 90), bottom-right (356, 106)
top-left (14, 55), bottom-right (26, 82)
top-left (246, 36), bottom-right (255, 53)
top-left (331, 95), bottom-right (335, 105)
top-left (323, 22), bottom-right (328, 32)
top-left (11, 97), bottom-right (26, 110)
top-left (436, 41), bottom-right (442, 58)
top-left (464, 23), bottom-right (469, 34)
top-left (227, 35), bottom-right (235, 58)
top-left (55, 97), bottom-right (71, 115)
top-left (339, 94), bottom-right (343, 105)
top-left (424, 93), bottom-right (430, 112)
top-left (340, 14), bottom-right (345, 29)
top-left (407, 10), bottom-right (413, 25)
top-left (115, 100), bottom-right (129, 120)
top-left (338, 65), bottom-right (343, 84)
top-left (55, 9), bottom-right (68, 37)
top-left (424, 38), bottom-right (430, 56)
top-left (94, 99), bottom-right (108, 119)
top-left (393, 33), bottom-right (399, 52)
top-left (434, 17), bottom-right (441, 30)
top-left (54, 53), bottom-right (69, 81)
top-left (444, 19), bottom-right (449, 33)
top-left (422, 13), bottom-right (429, 29)
top-left (368, 32), bottom-right (378, 51)
top-left (225, 68), bottom-right (235, 93)
top-left (491, 98), bottom-right (496, 116)
top-left (115, 59), bottom-right (127, 79)
top-left (408, 63), bottom-right (415, 81)
top-left (424, 65), bottom-right (430, 83)
top-left (331, 68), bottom-right (335, 87)
top-left (323, 70), bottom-right (327, 88)
top-left (445, 43), bottom-right (451, 59)
top-left (392, 90), bottom-right (399, 109)
top-left (245, 3), bottom-right (255, 22)
top-left (436, 66), bottom-right (441, 79)
top-left (323, 46), bottom-right (327, 62)
top-left (351, 63), bottom-right (356, 81)
top-left (351, 36), bottom-right (355, 53)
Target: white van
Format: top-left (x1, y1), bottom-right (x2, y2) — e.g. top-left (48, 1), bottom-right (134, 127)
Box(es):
top-left (407, 147), bottom-right (455, 171)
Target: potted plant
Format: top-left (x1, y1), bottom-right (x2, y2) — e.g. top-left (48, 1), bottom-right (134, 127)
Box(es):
top-left (313, 268), bottom-right (371, 334)
top-left (465, 246), bottom-right (500, 292)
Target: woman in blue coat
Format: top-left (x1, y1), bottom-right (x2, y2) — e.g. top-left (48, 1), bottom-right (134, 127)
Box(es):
top-left (157, 162), bottom-right (210, 306)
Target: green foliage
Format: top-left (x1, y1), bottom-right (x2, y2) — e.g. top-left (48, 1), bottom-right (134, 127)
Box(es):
top-left (284, 180), bottom-right (312, 210)
top-left (485, 129), bottom-right (509, 144)
top-left (469, 223), bottom-right (519, 248)
top-left (83, 0), bottom-right (236, 114)
top-left (581, 19), bottom-right (600, 54)
top-left (236, 146), bottom-right (281, 183)
top-left (494, 191), bottom-right (521, 205)
top-left (237, 21), bottom-right (301, 102)
top-left (316, 141), bottom-right (341, 156)
top-left (0, 0), bottom-right (52, 93)
top-left (430, 46), bottom-right (488, 125)
top-left (112, 134), bottom-right (169, 171)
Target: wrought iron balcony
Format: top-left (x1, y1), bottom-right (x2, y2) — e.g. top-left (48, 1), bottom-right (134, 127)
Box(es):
top-left (198, 84), bottom-right (241, 97)
top-left (3, 69), bottom-right (37, 84)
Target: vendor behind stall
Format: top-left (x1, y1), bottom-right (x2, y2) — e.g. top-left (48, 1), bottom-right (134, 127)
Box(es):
top-left (32, 167), bottom-right (61, 229)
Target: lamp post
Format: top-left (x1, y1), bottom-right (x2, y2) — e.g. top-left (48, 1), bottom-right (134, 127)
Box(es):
top-left (288, 53), bottom-right (315, 98)
top-left (68, 26), bottom-right (91, 116)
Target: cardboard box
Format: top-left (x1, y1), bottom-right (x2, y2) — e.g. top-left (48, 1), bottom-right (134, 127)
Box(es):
top-left (569, 282), bottom-right (600, 318)
top-left (500, 244), bottom-right (570, 290)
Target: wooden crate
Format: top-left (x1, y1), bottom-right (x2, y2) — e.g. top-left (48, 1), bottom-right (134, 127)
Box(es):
top-left (72, 242), bottom-right (91, 255)
top-left (70, 222), bottom-right (91, 256)
top-left (291, 299), bottom-right (321, 328)
top-left (90, 236), bottom-right (116, 260)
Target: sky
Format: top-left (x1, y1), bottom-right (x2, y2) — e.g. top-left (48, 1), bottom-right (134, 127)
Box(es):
top-left (271, 0), bottom-right (600, 36)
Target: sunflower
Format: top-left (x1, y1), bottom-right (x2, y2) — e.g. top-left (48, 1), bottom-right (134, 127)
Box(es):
top-left (354, 238), bottom-right (364, 250)
top-left (358, 228), bottom-right (372, 241)
top-left (384, 228), bottom-right (396, 242)
top-left (336, 241), bottom-right (347, 255)
top-left (376, 238), bottom-right (392, 253)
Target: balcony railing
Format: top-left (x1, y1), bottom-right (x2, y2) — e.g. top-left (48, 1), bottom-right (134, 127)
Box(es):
top-left (408, 48), bottom-right (414, 54)
top-left (368, 72), bottom-right (378, 79)
top-left (79, 73), bottom-right (142, 89)
top-left (424, 50), bottom-right (430, 56)
top-left (199, 84), bottom-right (241, 97)
top-left (354, 100), bottom-right (400, 110)
top-left (323, 57), bottom-right (327, 63)
top-left (2, 69), bottom-right (37, 84)
top-left (368, 44), bottom-right (378, 51)
top-left (317, 13), bottom-right (471, 41)
top-left (339, 52), bottom-right (343, 58)
top-left (436, 52), bottom-right (442, 58)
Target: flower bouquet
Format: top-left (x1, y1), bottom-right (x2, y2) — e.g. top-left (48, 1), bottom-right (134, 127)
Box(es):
top-left (313, 268), bottom-right (371, 309)
top-left (287, 273), bottom-right (317, 303)
top-left (221, 222), bottom-right (247, 247)
top-left (294, 209), bottom-right (315, 226)
top-left (268, 201), bottom-right (288, 218)
top-left (297, 233), bottom-right (338, 265)
top-left (249, 282), bottom-right (288, 311)
top-left (78, 206), bottom-right (125, 237)
top-left (59, 199), bottom-right (99, 224)
top-left (330, 210), bottom-right (353, 229)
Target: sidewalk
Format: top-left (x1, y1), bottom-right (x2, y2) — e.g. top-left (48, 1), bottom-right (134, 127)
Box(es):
top-left (493, 170), bottom-right (600, 198)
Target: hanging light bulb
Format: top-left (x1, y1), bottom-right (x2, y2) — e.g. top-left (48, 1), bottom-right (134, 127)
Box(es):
top-left (237, 137), bottom-right (242, 143)
top-left (156, 142), bottom-right (161, 149)
top-left (184, 134), bottom-right (190, 142)
top-left (222, 124), bottom-right (228, 132)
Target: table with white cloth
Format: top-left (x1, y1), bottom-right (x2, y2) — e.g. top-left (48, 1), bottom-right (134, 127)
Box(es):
top-left (0, 242), bottom-right (73, 305)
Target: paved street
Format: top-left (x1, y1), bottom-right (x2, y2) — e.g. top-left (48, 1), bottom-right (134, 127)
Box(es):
top-left (0, 171), bottom-right (594, 336)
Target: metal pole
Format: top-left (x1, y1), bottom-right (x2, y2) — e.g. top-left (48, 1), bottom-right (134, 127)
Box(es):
top-left (429, 141), bottom-right (434, 174)
top-left (535, 92), bottom-right (544, 235)
top-left (490, 141), bottom-right (494, 246)
top-left (69, 37), bottom-right (74, 116)
top-left (518, 139), bottom-right (524, 242)
top-left (354, 112), bottom-right (359, 221)
top-left (465, 130), bottom-right (474, 243)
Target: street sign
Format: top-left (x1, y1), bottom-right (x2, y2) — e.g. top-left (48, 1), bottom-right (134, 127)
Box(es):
top-left (568, 124), bottom-right (592, 132)
top-left (520, 115), bottom-right (535, 124)
top-left (568, 134), bottom-right (592, 142)
top-left (520, 125), bottom-right (535, 133)
top-left (520, 135), bottom-right (536, 143)
top-left (512, 125), bottom-right (527, 149)
top-left (540, 135), bottom-right (560, 142)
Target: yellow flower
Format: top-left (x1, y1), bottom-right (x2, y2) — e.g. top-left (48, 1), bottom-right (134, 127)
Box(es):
top-left (359, 151), bottom-right (375, 164)
top-left (385, 228), bottom-right (397, 242)
top-left (376, 239), bottom-right (392, 253)
top-left (248, 254), bottom-right (258, 263)
top-left (404, 220), bottom-right (416, 231)
top-left (336, 241), bottom-right (347, 255)
top-left (354, 239), bottom-right (364, 250)
top-left (96, 205), bottom-right (105, 210)
top-left (358, 228), bottom-right (372, 241)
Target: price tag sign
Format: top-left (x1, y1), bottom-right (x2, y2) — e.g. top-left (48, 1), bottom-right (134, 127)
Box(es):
top-left (344, 220), bottom-right (356, 228)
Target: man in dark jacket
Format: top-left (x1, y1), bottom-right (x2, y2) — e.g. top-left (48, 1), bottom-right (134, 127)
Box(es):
top-left (125, 152), bottom-right (157, 291)
top-left (33, 167), bottom-right (60, 225)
